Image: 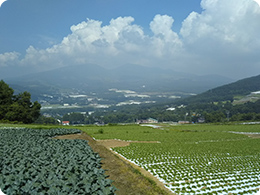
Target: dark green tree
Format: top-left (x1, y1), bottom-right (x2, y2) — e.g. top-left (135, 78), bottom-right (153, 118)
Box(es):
top-left (0, 80), bottom-right (14, 119)
top-left (0, 80), bottom-right (41, 123)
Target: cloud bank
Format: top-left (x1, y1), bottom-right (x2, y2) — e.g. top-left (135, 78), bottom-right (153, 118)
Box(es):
top-left (1, 0), bottom-right (260, 79)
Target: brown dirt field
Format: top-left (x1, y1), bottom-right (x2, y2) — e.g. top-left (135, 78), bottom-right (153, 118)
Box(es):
top-left (54, 133), bottom-right (173, 195)
top-left (96, 139), bottom-right (160, 148)
top-left (245, 134), bottom-right (260, 139)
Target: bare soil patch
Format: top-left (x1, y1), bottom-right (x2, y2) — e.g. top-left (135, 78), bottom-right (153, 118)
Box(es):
top-left (96, 139), bottom-right (160, 148)
top-left (244, 134), bottom-right (260, 139)
top-left (54, 133), bottom-right (172, 195)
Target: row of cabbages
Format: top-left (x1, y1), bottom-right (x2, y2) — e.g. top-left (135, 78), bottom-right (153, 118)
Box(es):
top-left (0, 127), bottom-right (116, 195)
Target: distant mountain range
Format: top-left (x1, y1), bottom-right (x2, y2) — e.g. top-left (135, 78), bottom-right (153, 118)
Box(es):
top-left (3, 64), bottom-right (234, 100)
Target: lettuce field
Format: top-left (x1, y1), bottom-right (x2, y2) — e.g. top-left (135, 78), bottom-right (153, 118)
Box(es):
top-left (84, 124), bottom-right (260, 194)
top-left (0, 127), bottom-right (116, 195)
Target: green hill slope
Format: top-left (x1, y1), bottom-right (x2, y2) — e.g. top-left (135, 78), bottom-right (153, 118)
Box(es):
top-left (178, 74), bottom-right (260, 105)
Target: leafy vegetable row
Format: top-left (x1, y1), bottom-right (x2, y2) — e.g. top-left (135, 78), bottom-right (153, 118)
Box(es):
top-left (86, 124), bottom-right (260, 194)
top-left (0, 127), bottom-right (116, 194)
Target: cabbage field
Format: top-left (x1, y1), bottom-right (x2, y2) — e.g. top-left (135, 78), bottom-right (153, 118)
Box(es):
top-left (0, 127), bottom-right (116, 195)
top-left (84, 124), bottom-right (260, 195)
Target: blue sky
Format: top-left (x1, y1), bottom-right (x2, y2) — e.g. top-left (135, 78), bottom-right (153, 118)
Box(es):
top-left (0, 0), bottom-right (260, 79)
top-left (0, 0), bottom-right (202, 53)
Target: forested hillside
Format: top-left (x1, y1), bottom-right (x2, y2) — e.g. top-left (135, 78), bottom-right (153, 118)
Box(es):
top-left (176, 74), bottom-right (260, 105)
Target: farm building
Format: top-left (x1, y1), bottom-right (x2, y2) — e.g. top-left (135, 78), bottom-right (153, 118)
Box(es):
top-left (62, 121), bottom-right (70, 125)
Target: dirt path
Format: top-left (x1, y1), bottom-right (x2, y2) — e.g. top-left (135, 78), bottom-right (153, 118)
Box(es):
top-left (54, 133), bottom-right (173, 195)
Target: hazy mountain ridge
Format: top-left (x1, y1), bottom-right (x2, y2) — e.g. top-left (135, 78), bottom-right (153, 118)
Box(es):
top-left (4, 64), bottom-right (233, 100)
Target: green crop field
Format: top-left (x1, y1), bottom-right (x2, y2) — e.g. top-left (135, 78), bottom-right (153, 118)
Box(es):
top-left (0, 127), bottom-right (116, 195)
top-left (82, 124), bottom-right (260, 195)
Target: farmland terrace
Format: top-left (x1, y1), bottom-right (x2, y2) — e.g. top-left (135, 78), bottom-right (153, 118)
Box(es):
top-left (79, 124), bottom-right (260, 195)
top-left (1, 123), bottom-right (260, 195)
top-left (55, 132), bottom-right (171, 195)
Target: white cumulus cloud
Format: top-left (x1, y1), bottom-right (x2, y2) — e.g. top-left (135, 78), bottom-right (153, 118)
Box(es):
top-left (0, 52), bottom-right (20, 67)
top-left (179, 0), bottom-right (260, 76)
top-left (20, 15), bottom-right (183, 70)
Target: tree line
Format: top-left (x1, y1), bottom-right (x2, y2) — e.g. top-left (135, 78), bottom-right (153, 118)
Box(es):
top-left (0, 80), bottom-right (41, 123)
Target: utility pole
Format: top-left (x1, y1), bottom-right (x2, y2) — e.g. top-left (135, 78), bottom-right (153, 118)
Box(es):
top-left (226, 110), bottom-right (230, 121)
